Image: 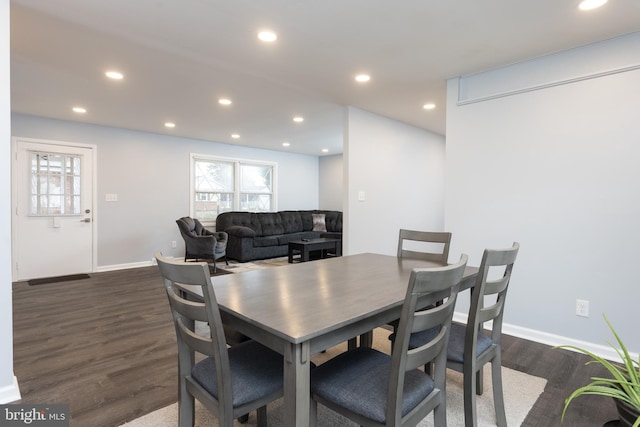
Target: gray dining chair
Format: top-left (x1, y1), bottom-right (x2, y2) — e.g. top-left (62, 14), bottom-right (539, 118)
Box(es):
top-left (155, 252), bottom-right (283, 427)
top-left (388, 229), bottom-right (453, 336)
top-left (397, 229), bottom-right (452, 265)
top-left (407, 242), bottom-right (520, 427)
top-left (310, 255), bottom-right (468, 427)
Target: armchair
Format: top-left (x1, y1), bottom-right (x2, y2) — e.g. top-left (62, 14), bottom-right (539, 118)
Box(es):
top-left (176, 217), bottom-right (228, 272)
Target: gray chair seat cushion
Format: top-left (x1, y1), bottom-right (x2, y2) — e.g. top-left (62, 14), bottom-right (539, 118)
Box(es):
top-left (402, 323), bottom-right (492, 364)
top-left (311, 347), bottom-right (434, 423)
top-left (446, 323), bottom-right (492, 363)
top-left (191, 340), bottom-right (283, 407)
top-left (389, 325), bottom-right (442, 350)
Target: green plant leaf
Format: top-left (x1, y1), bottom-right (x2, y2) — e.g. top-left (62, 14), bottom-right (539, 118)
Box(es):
top-left (554, 313), bottom-right (640, 423)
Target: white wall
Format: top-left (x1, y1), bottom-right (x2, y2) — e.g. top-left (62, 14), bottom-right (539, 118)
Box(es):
top-left (344, 107), bottom-right (446, 256)
top-left (1, 0), bottom-right (20, 403)
top-left (319, 154), bottom-right (343, 210)
top-left (12, 114), bottom-right (320, 269)
top-left (446, 33), bottom-right (640, 355)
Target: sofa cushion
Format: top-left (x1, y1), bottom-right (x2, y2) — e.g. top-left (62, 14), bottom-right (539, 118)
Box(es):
top-left (280, 211), bottom-right (304, 234)
top-left (258, 213), bottom-right (284, 236)
top-left (323, 211), bottom-right (342, 233)
top-left (253, 236), bottom-right (280, 248)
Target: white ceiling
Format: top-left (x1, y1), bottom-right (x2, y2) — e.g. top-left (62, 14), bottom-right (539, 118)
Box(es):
top-left (10, 0), bottom-right (640, 156)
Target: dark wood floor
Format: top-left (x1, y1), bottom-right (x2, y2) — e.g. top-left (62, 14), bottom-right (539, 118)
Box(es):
top-left (13, 266), bottom-right (618, 426)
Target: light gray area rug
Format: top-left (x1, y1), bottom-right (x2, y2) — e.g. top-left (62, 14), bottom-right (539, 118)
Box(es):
top-left (222, 256), bottom-right (290, 274)
top-left (121, 328), bottom-right (546, 427)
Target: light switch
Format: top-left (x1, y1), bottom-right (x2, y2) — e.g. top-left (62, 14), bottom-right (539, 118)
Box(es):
top-left (358, 191), bottom-right (365, 201)
top-left (105, 193), bottom-right (118, 202)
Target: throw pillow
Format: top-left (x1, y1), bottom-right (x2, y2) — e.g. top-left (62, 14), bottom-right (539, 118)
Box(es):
top-left (312, 214), bottom-right (327, 232)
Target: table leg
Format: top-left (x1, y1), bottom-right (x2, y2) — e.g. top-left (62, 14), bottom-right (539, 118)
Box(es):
top-left (360, 331), bottom-right (373, 347)
top-left (283, 341), bottom-right (311, 427)
top-left (302, 247), bottom-right (310, 262)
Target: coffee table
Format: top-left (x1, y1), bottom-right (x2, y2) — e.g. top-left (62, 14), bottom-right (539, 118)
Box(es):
top-left (288, 237), bottom-right (341, 263)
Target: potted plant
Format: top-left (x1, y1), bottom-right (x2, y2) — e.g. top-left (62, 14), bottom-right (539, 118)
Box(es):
top-left (556, 314), bottom-right (640, 427)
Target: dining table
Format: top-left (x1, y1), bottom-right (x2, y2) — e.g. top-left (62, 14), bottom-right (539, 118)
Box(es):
top-left (177, 252), bottom-right (478, 427)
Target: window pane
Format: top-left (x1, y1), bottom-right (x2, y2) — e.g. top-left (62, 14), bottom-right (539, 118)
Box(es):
top-left (194, 192), bottom-right (234, 221)
top-left (47, 195), bottom-right (62, 215)
top-left (71, 177), bottom-right (81, 195)
top-left (240, 164), bottom-right (272, 192)
top-left (195, 160), bottom-right (234, 192)
top-left (48, 154), bottom-right (63, 177)
top-left (49, 174), bottom-right (62, 195)
top-left (240, 193), bottom-right (271, 212)
top-left (36, 175), bottom-right (47, 195)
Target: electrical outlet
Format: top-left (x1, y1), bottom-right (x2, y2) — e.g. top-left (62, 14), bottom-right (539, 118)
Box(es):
top-left (576, 299), bottom-right (589, 317)
top-left (171, 240), bottom-right (177, 248)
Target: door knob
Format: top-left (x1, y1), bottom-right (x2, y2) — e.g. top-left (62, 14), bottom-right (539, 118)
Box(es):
top-left (81, 218), bottom-right (91, 223)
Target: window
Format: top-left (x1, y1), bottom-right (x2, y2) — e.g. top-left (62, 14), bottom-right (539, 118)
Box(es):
top-left (191, 154), bottom-right (276, 222)
top-left (29, 151), bottom-right (82, 216)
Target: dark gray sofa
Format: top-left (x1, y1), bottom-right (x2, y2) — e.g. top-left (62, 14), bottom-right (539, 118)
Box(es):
top-left (215, 210), bottom-right (342, 262)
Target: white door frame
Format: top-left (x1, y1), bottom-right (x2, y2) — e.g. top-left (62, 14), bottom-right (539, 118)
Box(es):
top-left (11, 136), bottom-right (98, 281)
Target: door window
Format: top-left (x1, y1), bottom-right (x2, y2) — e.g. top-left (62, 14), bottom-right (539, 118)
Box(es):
top-left (29, 151), bottom-right (82, 216)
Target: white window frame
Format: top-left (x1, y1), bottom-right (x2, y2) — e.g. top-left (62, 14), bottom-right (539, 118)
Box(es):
top-left (190, 153), bottom-right (278, 225)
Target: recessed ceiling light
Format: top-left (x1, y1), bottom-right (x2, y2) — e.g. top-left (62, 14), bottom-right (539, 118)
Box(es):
top-left (293, 116), bottom-right (304, 123)
top-left (105, 70), bottom-right (124, 80)
top-left (258, 31), bottom-right (278, 42)
top-left (578, 0), bottom-right (607, 10)
top-left (218, 98), bottom-right (232, 106)
top-left (355, 74), bottom-right (371, 83)
top-left (282, 142), bottom-right (290, 147)
top-left (231, 134), bottom-right (240, 139)
top-left (322, 148), bottom-right (329, 153)
top-left (164, 122), bottom-right (176, 128)
top-left (423, 103), bottom-right (436, 110)
top-left (72, 107), bottom-right (87, 114)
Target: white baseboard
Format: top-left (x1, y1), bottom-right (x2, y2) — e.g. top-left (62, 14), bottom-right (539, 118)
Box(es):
top-left (94, 260), bottom-right (156, 273)
top-left (94, 256), bottom-right (186, 273)
top-left (452, 312), bottom-right (634, 363)
top-left (0, 376), bottom-right (21, 404)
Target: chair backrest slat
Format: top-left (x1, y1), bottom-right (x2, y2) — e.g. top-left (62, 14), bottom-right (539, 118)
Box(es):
top-left (176, 318), bottom-right (217, 356)
top-left (165, 287), bottom-right (210, 322)
top-left (397, 229), bottom-right (452, 265)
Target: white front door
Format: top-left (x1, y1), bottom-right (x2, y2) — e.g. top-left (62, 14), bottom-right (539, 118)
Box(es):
top-left (13, 138), bottom-right (95, 281)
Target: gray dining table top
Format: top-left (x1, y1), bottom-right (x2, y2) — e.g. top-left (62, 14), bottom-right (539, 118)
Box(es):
top-left (182, 252), bottom-right (478, 345)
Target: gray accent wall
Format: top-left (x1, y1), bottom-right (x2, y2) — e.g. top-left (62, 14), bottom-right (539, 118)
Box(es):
top-left (445, 32), bottom-right (640, 353)
top-left (11, 114), bottom-right (320, 269)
